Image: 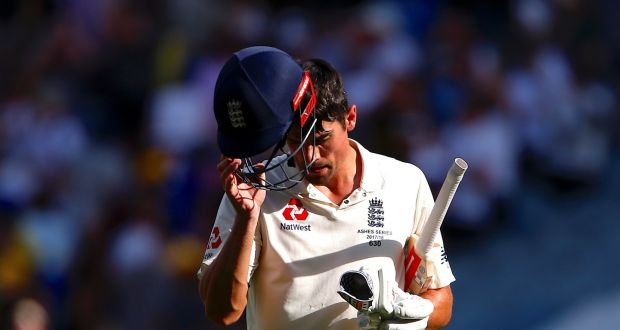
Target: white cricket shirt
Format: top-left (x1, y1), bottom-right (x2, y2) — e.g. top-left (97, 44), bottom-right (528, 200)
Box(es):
top-left (198, 140), bottom-right (455, 330)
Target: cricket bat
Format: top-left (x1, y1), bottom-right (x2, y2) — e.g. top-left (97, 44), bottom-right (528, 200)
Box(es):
top-left (405, 158), bottom-right (468, 294)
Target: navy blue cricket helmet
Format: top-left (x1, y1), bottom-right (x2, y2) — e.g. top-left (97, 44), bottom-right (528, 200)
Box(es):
top-left (213, 46), bottom-right (318, 190)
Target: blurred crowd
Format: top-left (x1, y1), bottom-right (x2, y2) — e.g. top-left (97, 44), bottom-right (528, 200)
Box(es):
top-left (0, 0), bottom-right (618, 329)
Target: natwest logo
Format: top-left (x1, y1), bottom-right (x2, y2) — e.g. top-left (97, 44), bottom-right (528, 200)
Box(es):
top-left (282, 198), bottom-right (309, 220)
top-left (207, 226), bottom-right (222, 249)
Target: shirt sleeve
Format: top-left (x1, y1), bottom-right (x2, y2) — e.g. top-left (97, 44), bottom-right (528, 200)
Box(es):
top-left (196, 195), bottom-right (262, 282)
top-left (411, 167), bottom-right (456, 289)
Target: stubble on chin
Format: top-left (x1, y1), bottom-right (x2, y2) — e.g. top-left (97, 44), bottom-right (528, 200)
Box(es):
top-left (304, 169), bottom-right (333, 186)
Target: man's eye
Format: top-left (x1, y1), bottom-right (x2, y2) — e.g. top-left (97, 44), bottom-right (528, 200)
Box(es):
top-left (315, 137), bottom-right (328, 145)
top-left (316, 133), bottom-right (331, 143)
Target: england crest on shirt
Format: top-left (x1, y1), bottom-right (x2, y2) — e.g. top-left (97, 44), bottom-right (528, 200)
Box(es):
top-left (367, 197), bottom-right (384, 227)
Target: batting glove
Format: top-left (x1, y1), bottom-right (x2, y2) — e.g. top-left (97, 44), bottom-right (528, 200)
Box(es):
top-left (378, 317), bottom-right (429, 330)
top-left (338, 266), bottom-right (434, 329)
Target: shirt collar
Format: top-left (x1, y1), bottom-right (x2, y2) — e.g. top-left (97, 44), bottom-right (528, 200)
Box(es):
top-left (351, 139), bottom-right (384, 193)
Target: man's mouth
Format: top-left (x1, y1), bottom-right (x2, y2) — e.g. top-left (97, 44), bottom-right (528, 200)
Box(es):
top-left (309, 164), bottom-right (328, 173)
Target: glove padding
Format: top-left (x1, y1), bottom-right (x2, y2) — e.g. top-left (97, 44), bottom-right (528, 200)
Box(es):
top-left (357, 310), bottom-right (429, 330)
top-left (391, 285), bottom-right (433, 319)
top-left (338, 266), bottom-right (434, 328)
top-left (378, 316), bottom-right (429, 330)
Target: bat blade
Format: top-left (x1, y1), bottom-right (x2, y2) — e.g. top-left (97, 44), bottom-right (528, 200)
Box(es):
top-left (405, 158), bottom-right (468, 292)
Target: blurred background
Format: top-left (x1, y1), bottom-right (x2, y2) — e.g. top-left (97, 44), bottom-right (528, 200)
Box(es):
top-left (0, 0), bottom-right (618, 329)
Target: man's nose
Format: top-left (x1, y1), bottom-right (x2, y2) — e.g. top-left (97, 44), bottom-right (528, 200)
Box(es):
top-left (303, 143), bottom-right (319, 163)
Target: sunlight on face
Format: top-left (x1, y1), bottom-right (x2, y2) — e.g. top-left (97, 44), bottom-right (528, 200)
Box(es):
top-left (286, 120), bottom-right (349, 186)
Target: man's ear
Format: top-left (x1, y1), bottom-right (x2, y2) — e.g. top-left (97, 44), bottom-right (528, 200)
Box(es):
top-left (345, 105), bottom-right (357, 132)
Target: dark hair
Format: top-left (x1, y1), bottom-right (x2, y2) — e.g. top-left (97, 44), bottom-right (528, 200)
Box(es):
top-left (300, 58), bottom-right (349, 128)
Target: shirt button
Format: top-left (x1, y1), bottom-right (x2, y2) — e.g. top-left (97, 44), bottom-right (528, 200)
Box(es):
top-left (344, 199), bottom-right (349, 204)
top-left (362, 192), bottom-right (367, 197)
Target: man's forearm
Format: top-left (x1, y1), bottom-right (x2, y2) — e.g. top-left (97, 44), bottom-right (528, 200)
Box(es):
top-left (199, 214), bottom-right (259, 325)
top-left (419, 286), bottom-right (453, 329)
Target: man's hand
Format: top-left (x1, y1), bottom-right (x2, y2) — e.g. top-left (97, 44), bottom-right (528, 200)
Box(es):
top-left (339, 267), bottom-right (434, 330)
top-left (391, 286), bottom-right (434, 319)
top-left (218, 156), bottom-right (266, 219)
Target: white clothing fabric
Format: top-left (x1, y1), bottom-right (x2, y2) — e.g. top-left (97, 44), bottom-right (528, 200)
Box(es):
top-left (198, 140), bottom-right (455, 330)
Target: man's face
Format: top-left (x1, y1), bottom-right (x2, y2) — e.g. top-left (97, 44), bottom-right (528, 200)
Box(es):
top-left (286, 119), bottom-right (350, 186)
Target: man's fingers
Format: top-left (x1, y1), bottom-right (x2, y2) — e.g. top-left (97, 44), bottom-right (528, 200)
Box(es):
top-left (218, 157), bottom-right (242, 196)
top-left (217, 156), bottom-right (267, 216)
top-left (251, 163), bottom-right (266, 186)
top-left (392, 295), bottom-right (434, 319)
top-left (218, 157), bottom-right (240, 181)
top-left (217, 156), bottom-right (241, 174)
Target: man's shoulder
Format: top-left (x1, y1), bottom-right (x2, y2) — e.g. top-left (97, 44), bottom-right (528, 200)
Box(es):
top-left (365, 149), bottom-right (424, 176)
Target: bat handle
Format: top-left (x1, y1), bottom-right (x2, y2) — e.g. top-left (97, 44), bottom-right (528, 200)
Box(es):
top-left (416, 158), bottom-right (468, 256)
